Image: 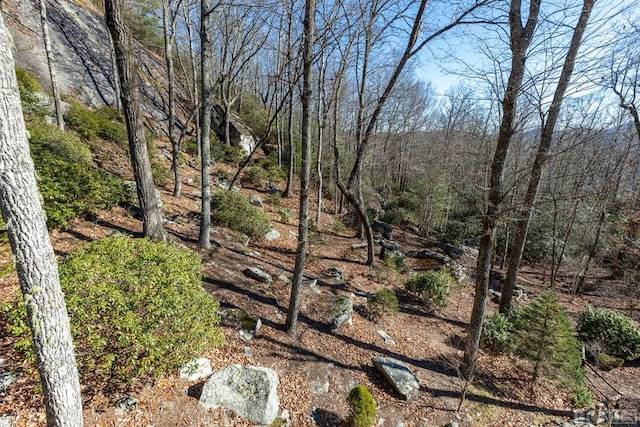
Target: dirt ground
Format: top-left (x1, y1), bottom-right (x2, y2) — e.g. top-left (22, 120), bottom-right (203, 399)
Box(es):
top-left (1, 141), bottom-right (638, 426)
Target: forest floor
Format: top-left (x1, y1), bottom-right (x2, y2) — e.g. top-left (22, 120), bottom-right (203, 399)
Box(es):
top-left (1, 140), bottom-right (639, 426)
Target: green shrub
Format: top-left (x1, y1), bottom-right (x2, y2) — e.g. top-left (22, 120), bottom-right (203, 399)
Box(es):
top-left (211, 190), bottom-right (272, 239)
top-left (65, 100), bottom-right (127, 146)
top-left (15, 67), bottom-right (47, 116)
top-left (367, 288), bottom-right (399, 320)
top-left (28, 120), bottom-right (129, 229)
top-left (346, 385), bottom-right (376, 427)
top-left (211, 141), bottom-right (246, 164)
top-left (483, 312), bottom-right (518, 354)
top-left (278, 208), bottom-right (291, 223)
top-left (332, 219), bottom-right (345, 233)
top-left (404, 270), bottom-right (453, 309)
top-left (237, 93), bottom-right (271, 140)
top-left (577, 306), bottom-right (640, 361)
top-left (242, 160), bottom-right (285, 187)
top-left (151, 159), bottom-right (171, 187)
top-left (434, 219), bottom-right (482, 247)
top-left (1, 237), bottom-right (223, 388)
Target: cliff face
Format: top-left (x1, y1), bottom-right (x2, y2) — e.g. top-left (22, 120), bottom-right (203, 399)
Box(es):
top-left (2, 0), bottom-right (187, 133)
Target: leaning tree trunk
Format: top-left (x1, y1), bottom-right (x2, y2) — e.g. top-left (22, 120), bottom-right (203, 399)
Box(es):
top-left (39, 0), bottom-right (64, 130)
top-left (500, 0), bottom-right (596, 313)
top-left (286, 0), bottom-right (316, 336)
top-left (0, 14), bottom-right (83, 426)
top-left (104, 0), bottom-right (167, 241)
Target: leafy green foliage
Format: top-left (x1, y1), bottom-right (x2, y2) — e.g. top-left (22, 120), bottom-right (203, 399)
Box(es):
top-left (211, 190), bottom-right (272, 239)
top-left (346, 385), bottom-right (376, 427)
top-left (242, 155), bottom-right (285, 188)
top-left (577, 306), bottom-right (640, 361)
top-left (28, 120), bottom-right (129, 229)
top-left (380, 191), bottom-right (420, 226)
top-left (332, 218), bottom-right (346, 233)
top-left (237, 93), bottom-right (271, 141)
top-left (15, 66), bottom-right (47, 116)
top-left (211, 141), bottom-right (247, 164)
top-left (278, 208), bottom-right (291, 223)
top-left (433, 219), bottom-right (482, 247)
top-left (1, 237), bottom-right (223, 389)
top-left (151, 159), bottom-right (171, 187)
top-left (516, 291), bottom-right (590, 406)
top-left (404, 270), bottom-right (453, 309)
top-left (367, 288), bottom-right (399, 320)
top-left (65, 101), bottom-right (127, 147)
top-left (482, 312), bottom-right (518, 354)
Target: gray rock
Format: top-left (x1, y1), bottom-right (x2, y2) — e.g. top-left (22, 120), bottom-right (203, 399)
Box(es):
top-left (331, 294), bottom-right (353, 330)
top-left (0, 416), bottom-right (13, 427)
top-left (377, 330), bottom-right (396, 347)
top-left (243, 266), bottom-right (273, 284)
top-left (328, 267), bottom-right (343, 281)
top-left (114, 396), bottom-right (138, 415)
top-left (444, 422), bottom-right (459, 427)
top-left (305, 278), bottom-right (321, 294)
top-left (372, 357), bottom-right (419, 400)
top-left (249, 194), bottom-right (264, 208)
top-left (179, 358), bottom-right (213, 381)
top-left (199, 365), bottom-right (279, 425)
top-left (372, 220), bottom-right (393, 239)
top-left (0, 372), bottom-right (17, 393)
top-left (277, 273), bottom-right (292, 285)
top-left (264, 228), bottom-right (281, 241)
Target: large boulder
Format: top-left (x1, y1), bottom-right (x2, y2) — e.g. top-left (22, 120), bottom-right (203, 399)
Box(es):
top-left (372, 220), bottom-right (393, 240)
top-left (372, 357), bottom-right (419, 400)
top-left (211, 104), bottom-right (257, 155)
top-left (199, 365), bottom-right (280, 425)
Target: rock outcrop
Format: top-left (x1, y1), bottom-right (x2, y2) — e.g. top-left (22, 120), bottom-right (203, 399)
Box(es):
top-left (199, 365), bottom-right (280, 425)
top-left (372, 357), bottom-right (420, 400)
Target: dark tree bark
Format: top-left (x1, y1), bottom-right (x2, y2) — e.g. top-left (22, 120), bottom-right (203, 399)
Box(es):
top-left (462, 0), bottom-right (541, 379)
top-left (286, 0), bottom-right (316, 336)
top-left (500, 0), bottom-right (597, 313)
top-left (104, 0), bottom-right (167, 241)
top-left (0, 14), bottom-right (83, 426)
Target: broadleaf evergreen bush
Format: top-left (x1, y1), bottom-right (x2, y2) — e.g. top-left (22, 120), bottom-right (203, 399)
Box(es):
top-left (211, 190), bottom-right (272, 239)
top-left (1, 237), bottom-right (223, 389)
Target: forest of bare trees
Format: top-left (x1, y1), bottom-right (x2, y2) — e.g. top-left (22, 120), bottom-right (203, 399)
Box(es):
top-left (2, 0), bottom-right (640, 423)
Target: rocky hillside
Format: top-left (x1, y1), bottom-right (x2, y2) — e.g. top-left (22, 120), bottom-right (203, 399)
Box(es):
top-left (2, 0), bottom-right (188, 133)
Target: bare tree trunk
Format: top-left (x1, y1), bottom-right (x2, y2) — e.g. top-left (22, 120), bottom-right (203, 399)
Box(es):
top-left (105, 0), bottom-right (167, 241)
top-left (39, 0), bottom-right (64, 130)
top-left (198, 0), bottom-right (214, 249)
top-left (286, 0), bottom-right (315, 336)
top-left (285, 85), bottom-right (295, 198)
top-left (163, 0), bottom-right (182, 197)
top-left (0, 15), bottom-right (83, 426)
top-left (462, 0), bottom-right (541, 378)
top-left (500, 0), bottom-right (596, 313)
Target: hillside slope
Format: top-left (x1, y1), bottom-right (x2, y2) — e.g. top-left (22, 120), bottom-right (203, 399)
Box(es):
top-left (2, 0), bottom-right (188, 132)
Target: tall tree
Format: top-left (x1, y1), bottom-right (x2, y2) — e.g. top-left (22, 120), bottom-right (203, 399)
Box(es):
top-left (0, 13), bottom-right (83, 426)
top-left (335, 0), bottom-right (494, 267)
top-left (162, 0), bottom-right (183, 197)
top-left (462, 0), bottom-right (541, 378)
top-left (39, 0), bottom-right (64, 130)
top-left (104, 0), bottom-right (167, 241)
top-left (286, 0), bottom-right (316, 336)
top-left (198, 0), bottom-right (215, 249)
top-left (500, 0), bottom-right (597, 313)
